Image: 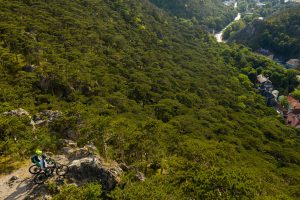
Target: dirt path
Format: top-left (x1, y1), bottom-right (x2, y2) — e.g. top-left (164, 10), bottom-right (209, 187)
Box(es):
top-left (0, 162), bottom-right (37, 200)
top-left (0, 155), bottom-right (69, 200)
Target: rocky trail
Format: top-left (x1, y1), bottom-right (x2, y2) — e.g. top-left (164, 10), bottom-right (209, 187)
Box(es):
top-left (0, 162), bottom-right (35, 200)
top-left (0, 155), bottom-right (69, 200)
top-left (0, 140), bottom-right (125, 200)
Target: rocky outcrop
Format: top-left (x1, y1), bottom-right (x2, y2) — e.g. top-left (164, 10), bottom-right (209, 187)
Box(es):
top-left (67, 157), bottom-right (122, 190)
top-left (2, 108), bottom-right (36, 129)
top-left (60, 139), bottom-right (122, 190)
top-left (37, 74), bottom-right (72, 98)
top-left (0, 140), bottom-right (141, 199)
top-left (61, 140), bottom-right (96, 159)
top-left (2, 108), bottom-right (62, 129)
top-left (3, 108), bottom-right (30, 117)
top-left (33, 110), bottom-right (62, 127)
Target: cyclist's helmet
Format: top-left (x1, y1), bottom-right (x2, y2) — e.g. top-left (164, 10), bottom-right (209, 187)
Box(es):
top-left (36, 149), bottom-right (43, 155)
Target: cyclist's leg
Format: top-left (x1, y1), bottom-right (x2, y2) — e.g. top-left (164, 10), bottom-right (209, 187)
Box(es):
top-left (40, 160), bottom-right (45, 169)
top-left (34, 161), bottom-right (41, 167)
top-left (44, 160), bottom-right (49, 168)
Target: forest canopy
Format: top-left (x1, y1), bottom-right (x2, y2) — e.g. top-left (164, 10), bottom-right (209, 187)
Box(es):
top-left (230, 5), bottom-right (300, 60)
top-left (0, 0), bottom-right (299, 199)
top-left (150, 0), bottom-right (237, 31)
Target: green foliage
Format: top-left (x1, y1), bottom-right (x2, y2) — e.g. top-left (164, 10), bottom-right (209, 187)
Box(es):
top-left (53, 183), bottom-right (102, 200)
top-left (0, 115), bottom-right (57, 158)
top-left (223, 20), bottom-right (246, 40)
top-left (222, 44), bottom-right (299, 94)
top-left (47, 181), bottom-right (59, 194)
top-left (0, 0), bottom-right (299, 199)
top-left (150, 0), bottom-right (237, 31)
top-left (291, 89), bottom-right (300, 101)
top-left (232, 5), bottom-right (300, 59)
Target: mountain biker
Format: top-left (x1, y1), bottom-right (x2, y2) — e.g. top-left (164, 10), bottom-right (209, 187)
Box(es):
top-left (31, 149), bottom-right (47, 170)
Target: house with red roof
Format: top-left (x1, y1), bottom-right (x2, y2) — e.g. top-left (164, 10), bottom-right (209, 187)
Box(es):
top-left (287, 96), bottom-right (300, 127)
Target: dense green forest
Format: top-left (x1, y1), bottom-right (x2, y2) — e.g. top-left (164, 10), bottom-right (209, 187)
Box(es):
top-left (230, 5), bottom-right (300, 59)
top-left (238, 0), bottom-right (295, 17)
top-left (150, 0), bottom-right (237, 31)
top-left (0, 0), bottom-right (300, 199)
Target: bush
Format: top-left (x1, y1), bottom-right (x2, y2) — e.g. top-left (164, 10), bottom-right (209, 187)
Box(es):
top-left (53, 183), bottom-right (102, 200)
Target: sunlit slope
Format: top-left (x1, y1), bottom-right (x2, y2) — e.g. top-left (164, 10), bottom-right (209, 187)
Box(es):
top-left (0, 0), bottom-right (299, 199)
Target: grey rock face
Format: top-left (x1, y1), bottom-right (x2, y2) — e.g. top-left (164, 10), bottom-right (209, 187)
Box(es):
top-left (67, 157), bottom-right (122, 191)
top-left (33, 110), bottom-right (62, 126)
top-left (2, 108), bottom-right (62, 129)
top-left (59, 140), bottom-right (122, 190)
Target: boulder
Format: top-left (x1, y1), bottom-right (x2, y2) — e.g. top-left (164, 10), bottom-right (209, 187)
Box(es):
top-left (32, 110), bottom-right (62, 127)
top-left (61, 142), bottom-right (98, 161)
top-left (67, 157), bottom-right (122, 191)
top-left (63, 146), bottom-right (93, 160)
top-left (34, 110), bottom-right (62, 123)
top-left (73, 146), bottom-right (93, 159)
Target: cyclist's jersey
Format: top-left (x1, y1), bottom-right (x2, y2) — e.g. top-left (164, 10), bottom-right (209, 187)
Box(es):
top-left (31, 155), bottom-right (46, 165)
top-left (31, 155), bottom-right (40, 163)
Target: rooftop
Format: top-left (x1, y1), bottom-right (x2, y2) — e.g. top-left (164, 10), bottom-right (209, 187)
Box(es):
top-left (286, 59), bottom-right (300, 69)
top-left (257, 74), bottom-right (269, 83)
top-left (287, 96), bottom-right (300, 110)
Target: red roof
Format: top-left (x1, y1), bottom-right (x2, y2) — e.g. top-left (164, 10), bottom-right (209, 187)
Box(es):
top-left (288, 96), bottom-right (300, 108)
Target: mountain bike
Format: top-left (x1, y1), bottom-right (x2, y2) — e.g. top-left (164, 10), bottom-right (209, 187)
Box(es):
top-left (29, 158), bottom-right (69, 184)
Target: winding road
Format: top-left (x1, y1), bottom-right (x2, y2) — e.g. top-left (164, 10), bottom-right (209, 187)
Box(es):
top-left (215, 2), bottom-right (241, 42)
top-left (215, 13), bottom-right (241, 42)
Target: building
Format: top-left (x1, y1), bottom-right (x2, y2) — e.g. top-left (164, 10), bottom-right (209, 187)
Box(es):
top-left (287, 96), bottom-right (300, 113)
top-left (223, 0), bottom-right (235, 6)
top-left (257, 74), bottom-right (268, 83)
top-left (257, 74), bottom-right (273, 92)
top-left (257, 74), bottom-right (277, 106)
top-left (287, 114), bottom-right (300, 127)
top-left (256, 0), bottom-right (266, 7)
top-left (286, 59), bottom-right (300, 69)
top-left (287, 96), bottom-right (300, 127)
top-left (256, 48), bottom-right (274, 60)
top-left (256, 2), bottom-right (266, 7)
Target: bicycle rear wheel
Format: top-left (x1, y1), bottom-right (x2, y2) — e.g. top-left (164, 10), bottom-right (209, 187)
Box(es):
top-left (29, 165), bottom-right (41, 174)
top-left (34, 173), bottom-right (48, 184)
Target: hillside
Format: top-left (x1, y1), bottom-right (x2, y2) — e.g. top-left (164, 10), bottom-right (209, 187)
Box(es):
top-left (150, 0), bottom-right (237, 31)
top-left (0, 0), bottom-right (300, 199)
top-left (230, 5), bottom-right (300, 60)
